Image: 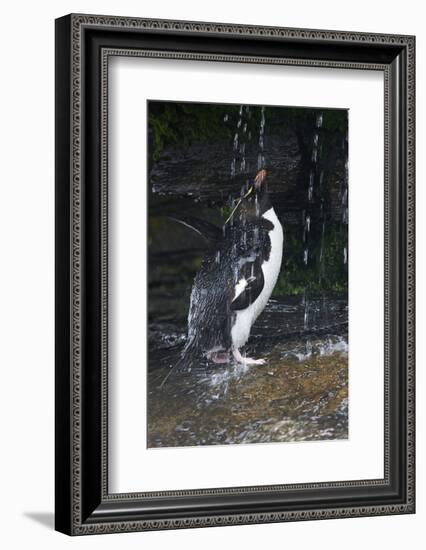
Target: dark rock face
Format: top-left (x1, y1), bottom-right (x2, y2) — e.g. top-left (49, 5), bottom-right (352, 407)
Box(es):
top-left (149, 125), bottom-right (346, 226)
top-left (148, 101), bottom-right (349, 299)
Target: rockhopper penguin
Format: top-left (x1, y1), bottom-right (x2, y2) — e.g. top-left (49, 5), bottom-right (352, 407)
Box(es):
top-left (162, 169), bottom-right (283, 384)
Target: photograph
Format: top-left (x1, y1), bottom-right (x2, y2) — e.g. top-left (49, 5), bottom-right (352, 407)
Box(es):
top-left (51, 8), bottom-right (415, 538)
top-left (147, 100), bottom-right (349, 448)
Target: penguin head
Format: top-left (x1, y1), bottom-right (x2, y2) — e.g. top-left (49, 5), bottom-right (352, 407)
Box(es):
top-left (254, 168), bottom-right (268, 190)
top-left (224, 169), bottom-right (272, 227)
top-left (239, 169), bottom-right (271, 220)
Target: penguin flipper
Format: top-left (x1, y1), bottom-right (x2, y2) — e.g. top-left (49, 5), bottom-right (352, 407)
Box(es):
top-left (167, 216), bottom-right (223, 242)
top-left (230, 261), bottom-right (265, 311)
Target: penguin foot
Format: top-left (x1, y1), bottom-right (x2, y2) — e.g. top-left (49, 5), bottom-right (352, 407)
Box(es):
top-left (232, 349), bottom-right (266, 365)
top-left (244, 357), bottom-right (266, 365)
top-left (207, 350), bottom-right (230, 364)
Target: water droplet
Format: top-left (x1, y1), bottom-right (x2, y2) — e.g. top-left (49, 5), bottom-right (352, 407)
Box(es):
top-left (253, 227), bottom-right (259, 243)
top-left (233, 133), bottom-right (239, 151)
top-left (231, 158), bottom-right (236, 177)
top-left (342, 207), bottom-right (348, 224)
top-left (316, 113), bottom-right (323, 127)
top-left (306, 215), bottom-right (311, 232)
top-left (223, 113), bottom-right (229, 122)
top-left (303, 249), bottom-right (309, 265)
top-left (304, 297), bottom-right (309, 330)
top-left (343, 247), bottom-right (347, 264)
top-left (319, 222), bottom-right (325, 262)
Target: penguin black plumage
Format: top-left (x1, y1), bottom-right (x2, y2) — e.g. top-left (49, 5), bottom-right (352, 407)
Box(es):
top-left (161, 169), bottom-right (283, 385)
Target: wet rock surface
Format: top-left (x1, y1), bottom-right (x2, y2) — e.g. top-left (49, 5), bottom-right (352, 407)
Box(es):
top-left (147, 297), bottom-right (348, 448)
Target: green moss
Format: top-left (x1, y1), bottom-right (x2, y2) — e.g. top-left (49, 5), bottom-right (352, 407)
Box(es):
top-left (272, 223), bottom-right (348, 297)
top-left (148, 102), bottom-right (241, 160)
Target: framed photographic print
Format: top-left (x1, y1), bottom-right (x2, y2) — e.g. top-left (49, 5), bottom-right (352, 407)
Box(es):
top-left (55, 14), bottom-right (415, 535)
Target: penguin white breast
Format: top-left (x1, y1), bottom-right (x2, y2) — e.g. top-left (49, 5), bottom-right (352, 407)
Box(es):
top-left (231, 207), bottom-right (283, 349)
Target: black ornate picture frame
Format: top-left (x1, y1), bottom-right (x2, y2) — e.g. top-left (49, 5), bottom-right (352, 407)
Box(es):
top-left (55, 14), bottom-right (415, 535)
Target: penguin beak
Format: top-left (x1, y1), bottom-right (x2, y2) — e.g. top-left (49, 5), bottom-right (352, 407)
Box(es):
top-left (254, 169), bottom-right (267, 189)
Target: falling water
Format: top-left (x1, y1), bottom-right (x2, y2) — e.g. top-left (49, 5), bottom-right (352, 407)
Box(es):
top-left (229, 105), bottom-right (257, 178)
top-left (253, 226), bottom-right (259, 244)
top-left (303, 248), bottom-right (309, 265)
top-left (257, 106), bottom-right (266, 170)
top-left (233, 133), bottom-right (239, 151)
top-left (302, 111), bottom-right (325, 337)
top-left (341, 130), bottom-right (349, 264)
top-left (318, 221), bottom-right (326, 285)
top-left (231, 158), bottom-right (236, 178)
